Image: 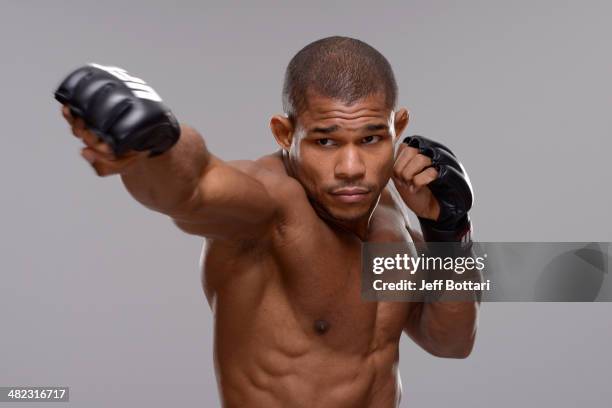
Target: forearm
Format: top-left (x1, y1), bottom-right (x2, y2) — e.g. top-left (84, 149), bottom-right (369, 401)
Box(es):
top-left (414, 300), bottom-right (479, 358)
top-left (120, 125), bottom-right (210, 216)
top-left (407, 239), bottom-right (481, 358)
top-left (396, 134), bottom-right (479, 357)
top-left (425, 241), bottom-right (482, 356)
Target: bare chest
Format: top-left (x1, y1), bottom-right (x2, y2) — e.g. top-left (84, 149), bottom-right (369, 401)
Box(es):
top-left (201, 212), bottom-right (414, 349)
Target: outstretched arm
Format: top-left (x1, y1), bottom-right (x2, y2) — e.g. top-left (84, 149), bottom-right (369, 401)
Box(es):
top-left (57, 63), bottom-right (280, 241)
top-left (65, 108), bottom-right (280, 240)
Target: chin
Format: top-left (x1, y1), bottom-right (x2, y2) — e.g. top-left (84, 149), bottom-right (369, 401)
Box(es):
top-left (309, 192), bottom-right (379, 224)
top-left (326, 202), bottom-right (374, 222)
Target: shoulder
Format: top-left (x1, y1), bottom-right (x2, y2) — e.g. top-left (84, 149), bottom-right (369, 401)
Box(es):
top-left (227, 151), bottom-right (317, 231)
top-left (228, 151), bottom-right (307, 202)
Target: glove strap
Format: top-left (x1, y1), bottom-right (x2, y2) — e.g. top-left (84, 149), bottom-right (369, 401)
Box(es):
top-left (418, 214), bottom-right (473, 250)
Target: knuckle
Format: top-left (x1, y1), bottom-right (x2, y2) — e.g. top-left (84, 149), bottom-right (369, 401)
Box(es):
top-left (427, 167), bottom-right (439, 178)
top-left (405, 146), bottom-right (419, 157)
top-left (95, 164), bottom-right (112, 177)
top-left (397, 147), bottom-right (411, 160)
top-left (401, 169), bottom-right (413, 182)
top-left (418, 154), bottom-right (432, 166)
top-left (99, 143), bottom-right (114, 155)
top-left (414, 176), bottom-right (427, 188)
top-left (92, 166), bottom-right (104, 177)
top-left (83, 134), bottom-right (99, 147)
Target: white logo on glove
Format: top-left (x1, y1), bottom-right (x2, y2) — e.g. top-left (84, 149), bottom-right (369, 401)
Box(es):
top-left (89, 63), bottom-right (163, 102)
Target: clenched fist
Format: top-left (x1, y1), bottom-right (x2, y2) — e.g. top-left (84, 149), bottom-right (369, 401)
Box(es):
top-left (61, 105), bottom-right (150, 176)
top-left (393, 135), bottom-right (473, 242)
top-left (55, 63), bottom-right (181, 176)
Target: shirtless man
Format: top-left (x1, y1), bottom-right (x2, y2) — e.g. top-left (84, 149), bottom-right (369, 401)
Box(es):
top-left (56, 36), bottom-right (478, 407)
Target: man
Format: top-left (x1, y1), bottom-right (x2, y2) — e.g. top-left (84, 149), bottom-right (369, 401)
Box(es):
top-left (57, 36), bottom-right (478, 407)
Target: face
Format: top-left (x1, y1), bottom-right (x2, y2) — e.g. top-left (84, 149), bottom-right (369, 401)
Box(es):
top-left (271, 91), bottom-right (409, 223)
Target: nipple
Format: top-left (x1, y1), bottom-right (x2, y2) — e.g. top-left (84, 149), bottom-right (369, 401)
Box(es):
top-left (314, 319), bottom-right (330, 335)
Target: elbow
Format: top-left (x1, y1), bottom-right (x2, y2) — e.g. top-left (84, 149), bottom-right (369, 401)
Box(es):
top-left (430, 344), bottom-right (474, 359)
top-left (448, 343), bottom-right (474, 359)
top-left (428, 335), bottom-right (476, 359)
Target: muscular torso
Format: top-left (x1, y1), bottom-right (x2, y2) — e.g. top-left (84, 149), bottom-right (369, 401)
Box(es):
top-left (200, 153), bottom-right (418, 408)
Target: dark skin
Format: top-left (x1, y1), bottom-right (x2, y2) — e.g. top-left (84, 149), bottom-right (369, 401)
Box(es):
top-left (62, 91), bottom-right (478, 407)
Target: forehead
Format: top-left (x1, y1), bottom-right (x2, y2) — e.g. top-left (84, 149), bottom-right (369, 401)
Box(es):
top-left (297, 92), bottom-right (391, 130)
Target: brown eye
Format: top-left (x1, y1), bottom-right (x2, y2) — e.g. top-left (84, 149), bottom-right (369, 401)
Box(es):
top-left (362, 135), bottom-right (381, 144)
top-left (317, 138), bottom-right (337, 147)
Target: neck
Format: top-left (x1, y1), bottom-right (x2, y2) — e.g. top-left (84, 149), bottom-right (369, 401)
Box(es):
top-left (313, 200), bottom-right (374, 241)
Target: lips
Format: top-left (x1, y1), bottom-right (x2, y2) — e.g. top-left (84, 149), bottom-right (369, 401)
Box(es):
top-left (330, 187), bottom-right (371, 203)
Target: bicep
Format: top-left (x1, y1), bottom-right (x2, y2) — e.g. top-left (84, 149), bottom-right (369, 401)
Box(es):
top-left (171, 157), bottom-right (281, 239)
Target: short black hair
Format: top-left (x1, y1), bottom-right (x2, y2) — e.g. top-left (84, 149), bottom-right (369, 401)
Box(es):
top-left (282, 36), bottom-right (398, 121)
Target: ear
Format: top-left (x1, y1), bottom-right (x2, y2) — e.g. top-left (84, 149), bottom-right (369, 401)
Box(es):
top-left (270, 115), bottom-right (294, 150)
top-left (393, 108), bottom-right (410, 140)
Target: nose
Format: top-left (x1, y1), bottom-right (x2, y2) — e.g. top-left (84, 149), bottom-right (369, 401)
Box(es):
top-left (334, 145), bottom-right (366, 181)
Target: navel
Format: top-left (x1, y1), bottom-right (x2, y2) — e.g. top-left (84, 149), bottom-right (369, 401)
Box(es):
top-left (314, 319), bottom-right (330, 335)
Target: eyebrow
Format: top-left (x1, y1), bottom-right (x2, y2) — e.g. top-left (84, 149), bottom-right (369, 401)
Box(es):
top-left (311, 125), bottom-right (340, 134)
top-left (363, 124), bottom-right (389, 132)
top-left (309, 123), bottom-right (389, 134)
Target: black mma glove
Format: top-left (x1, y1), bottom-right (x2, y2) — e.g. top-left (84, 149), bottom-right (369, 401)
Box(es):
top-left (54, 63), bottom-right (180, 157)
top-left (402, 135), bottom-right (474, 244)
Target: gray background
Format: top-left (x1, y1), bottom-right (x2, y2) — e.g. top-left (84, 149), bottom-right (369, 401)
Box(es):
top-left (1, 0), bottom-right (610, 406)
